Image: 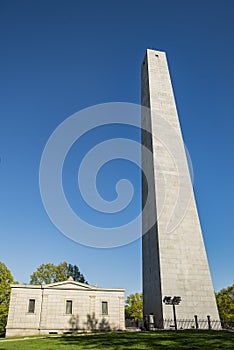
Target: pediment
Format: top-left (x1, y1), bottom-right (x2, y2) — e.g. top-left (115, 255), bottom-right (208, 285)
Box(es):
top-left (45, 280), bottom-right (94, 290)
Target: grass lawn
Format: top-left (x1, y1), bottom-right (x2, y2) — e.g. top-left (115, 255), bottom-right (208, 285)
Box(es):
top-left (0, 330), bottom-right (233, 350)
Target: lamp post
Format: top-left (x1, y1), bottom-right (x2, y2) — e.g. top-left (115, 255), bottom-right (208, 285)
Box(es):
top-left (163, 296), bottom-right (181, 330)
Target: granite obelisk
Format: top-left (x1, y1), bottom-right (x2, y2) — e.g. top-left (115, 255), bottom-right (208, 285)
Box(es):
top-left (141, 49), bottom-right (220, 327)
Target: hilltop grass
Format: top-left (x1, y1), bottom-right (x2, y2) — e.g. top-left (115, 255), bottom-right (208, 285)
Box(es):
top-left (0, 330), bottom-right (233, 350)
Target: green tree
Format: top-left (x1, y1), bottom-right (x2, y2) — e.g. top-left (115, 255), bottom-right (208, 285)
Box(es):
top-left (0, 262), bottom-right (14, 335)
top-left (125, 292), bottom-right (143, 320)
top-left (67, 264), bottom-right (86, 283)
top-left (30, 262), bottom-right (87, 285)
top-left (215, 283), bottom-right (234, 322)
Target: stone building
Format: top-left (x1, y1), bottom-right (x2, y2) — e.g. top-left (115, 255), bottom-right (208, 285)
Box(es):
top-left (6, 278), bottom-right (125, 336)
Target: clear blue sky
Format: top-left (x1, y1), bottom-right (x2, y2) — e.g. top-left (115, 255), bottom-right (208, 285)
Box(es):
top-left (0, 0), bottom-right (233, 297)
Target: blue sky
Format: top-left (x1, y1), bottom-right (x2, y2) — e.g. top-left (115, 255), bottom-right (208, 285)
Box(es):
top-left (0, 0), bottom-right (233, 297)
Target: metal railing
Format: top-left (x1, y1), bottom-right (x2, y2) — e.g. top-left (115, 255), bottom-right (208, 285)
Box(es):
top-left (125, 317), bottom-right (234, 330)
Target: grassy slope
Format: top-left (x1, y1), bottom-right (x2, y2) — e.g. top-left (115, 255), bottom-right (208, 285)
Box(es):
top-left (0, 331), bottom-right (234, 350)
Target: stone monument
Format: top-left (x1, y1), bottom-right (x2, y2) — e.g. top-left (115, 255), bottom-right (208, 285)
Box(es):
top-left (141, 49), bottom-right (220, 327)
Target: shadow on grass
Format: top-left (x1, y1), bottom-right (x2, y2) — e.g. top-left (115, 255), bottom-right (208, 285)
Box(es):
top-left (55, 330), bottom-right (234, 350)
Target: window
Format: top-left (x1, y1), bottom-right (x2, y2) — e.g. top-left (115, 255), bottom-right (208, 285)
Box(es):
top-left (102, 301), bottom-right (108, 315)
top-left (28, 299), bottom-right (35, 313)
top-left (66, 300), bottom-right (72, 314)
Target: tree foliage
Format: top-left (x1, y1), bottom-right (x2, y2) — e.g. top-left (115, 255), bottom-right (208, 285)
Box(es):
top-left (30, 262), bottom-right (87, 285)
top-left (125, 292), bottom-right (143, 320)
top-left (0, 262), bottom-right (14, 334)
top-left (215, 283), bottom-right (234, 322)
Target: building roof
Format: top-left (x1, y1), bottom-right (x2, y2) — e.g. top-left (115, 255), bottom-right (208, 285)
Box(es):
top-left (10, 278), bottom-right (125, 292)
